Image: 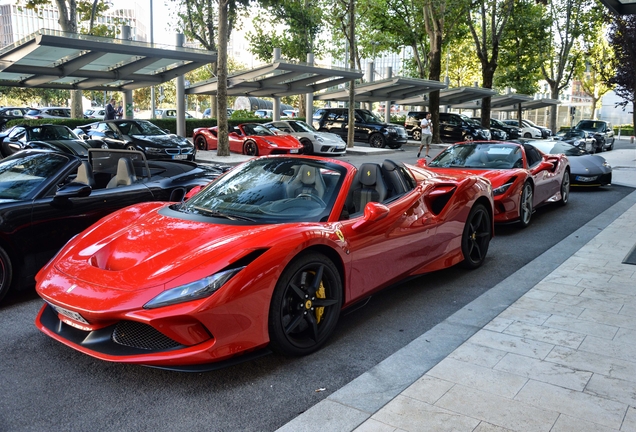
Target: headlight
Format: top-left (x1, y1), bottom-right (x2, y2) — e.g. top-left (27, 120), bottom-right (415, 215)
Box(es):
top-left (603, 161), bottom-right (611, 168)
top-left (314, 135), bottom-right (324, 142)
top-left (264, 140), bottom-right (278, 146)
top-left (145, 147), bottom-right (163, 154)
top-left (386, 127), bottom-right (397, 133)
top-left (144, 267), bottom-right (245, 309)
top-left (493, 180), bottom-right (514, 196)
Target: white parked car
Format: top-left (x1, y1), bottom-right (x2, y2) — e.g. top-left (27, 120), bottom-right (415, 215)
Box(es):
top-left (502, 119), bottom-right (542, 139)
top-left (254, 109), bottom-right (274, 118)
top-left (84, 108), bottom-right (106, 119)
top-left (24, 107), bottom-right (71, 119)
top-left (264, 120), bottom-right (347, 155)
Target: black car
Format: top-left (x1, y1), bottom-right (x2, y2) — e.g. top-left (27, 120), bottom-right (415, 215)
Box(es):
top-left (470, 118), bottom-right (508, 140)
top-left (526, 139), bottom-right (612, 187)
top-left (574, 120), bottom-right (615, 152)
top-left (554, 129), bottom-right (596, 153)
top-left (0, 107), bottom-right (28, 130)
top-left (488, 118), bottom-right (521, 139)
top-left (75, 120), bottom-right (196, 161)
top-left (0, 124), bottom-right (107, 158)
top-left (312, 108), bottom-right (408, 148)
top-left (0, 148), bottom-right (224, 303)
top-left (438, 112), bottom-right (491, 142)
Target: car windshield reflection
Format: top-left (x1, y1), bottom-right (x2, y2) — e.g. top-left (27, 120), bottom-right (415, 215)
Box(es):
top-left (0, 152), bottom-right (69, 200)
top-left (180, 158), bottom-right (345, 223)
top-left (429, 143), bottom-right (523, 169)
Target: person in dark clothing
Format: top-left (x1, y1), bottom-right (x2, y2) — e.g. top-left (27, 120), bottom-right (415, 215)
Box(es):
top-left (104, 98), bottom-right (117, 120)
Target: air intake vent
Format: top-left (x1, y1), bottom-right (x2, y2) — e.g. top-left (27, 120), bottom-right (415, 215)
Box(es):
top-left (112, 321), bottom-right (182, 351)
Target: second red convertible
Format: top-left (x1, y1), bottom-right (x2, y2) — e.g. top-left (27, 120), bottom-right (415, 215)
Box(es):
top-left (193, 123), bottom-right (304, 155)
top-left (420, 141), bottom-right (570, 228)
top-left (35, 156), bottom-right (493, 370)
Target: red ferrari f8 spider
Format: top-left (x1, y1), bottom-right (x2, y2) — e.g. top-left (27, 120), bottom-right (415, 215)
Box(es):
top-left (35, 156), bottom-right (493, 370)
top-left (421, 141), bottom-right (570, 228)
top-left (192, 123), bottom-right (303, 155)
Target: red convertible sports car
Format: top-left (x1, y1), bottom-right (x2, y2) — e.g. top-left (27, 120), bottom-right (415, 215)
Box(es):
top-left (192, 123), bottom-right (304, 155)
top-left (420, 141), bottom-right (570, 228)
top-left (35, 156), bottom-right (493, 370)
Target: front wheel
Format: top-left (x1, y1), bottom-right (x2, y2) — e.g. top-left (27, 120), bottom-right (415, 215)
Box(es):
top-left (369, 133), bottom-right (386, 148)
top-left (558, 170), bottom-right (570, 206)
top-left (195, 135), bottom-right (208, 151)
top-left (300, 139), bottom-right (313, 155)
top-left (125, 144), bottom-right (137, 151)
top-left (0, 246), bottom-right (14, 303)
top-left (523, 132), bottom-right (532, 138)
top-left (460, 203), bottom-right (491, 269)
top-left (518, 182), bottom-right (533, 228)
top-left (243, 140), bottom-right (259, 156)
top-left (268, 253), bottom-right (342, 356)
top-left (412, 130), bottom-right (422, 141)
top-left (463, 134), bottom-right (474, 142)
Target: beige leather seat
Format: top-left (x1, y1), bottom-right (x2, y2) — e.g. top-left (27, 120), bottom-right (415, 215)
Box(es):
top-left (106, 158), bottom-right (137, 188)
top-left (75, 160), bottom-right (96, 188)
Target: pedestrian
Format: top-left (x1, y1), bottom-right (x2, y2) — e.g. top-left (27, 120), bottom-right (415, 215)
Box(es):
top-left (116, 104), bottom-right (123, 119)
top-left (104, 98), bottom-right (116, 120)
top-left (417, 112), bottom-right (432, 158)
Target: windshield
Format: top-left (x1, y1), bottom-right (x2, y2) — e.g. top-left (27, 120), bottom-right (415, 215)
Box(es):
top-left (429, 143), bottom-right (523, 169)
top-left (119, 121), bottom-right (167, 136)
top-left (558, 129), bottom-right (585, 139)
top-left (576, 121), bottom-right (605, 132)
top-left (28, 125), bottom-right (79, 141)
top-left (0, 152), bottom-right (69, 200)
top-left (241, 123), bottom-right (276, 136)
top-left (288, 121), bottom-right (316, 133)
top-left (529, 140), bottom-right (587, 156)
top-left (181, 158), bottom-right (346, 223)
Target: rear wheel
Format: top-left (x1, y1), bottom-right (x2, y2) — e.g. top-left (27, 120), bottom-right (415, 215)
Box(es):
top-left (300, 139), bottom-right (313, 155)
top-left (558, 170), bottom-right (570, 206)
top-left (518, 182), bottom-right (533, 228)
top-left (460, 203), bottom-right (491, 269)
top-left (195, 135), bottom-right (208, 151)
top-left (0, 246), bottom-right (14, 303)
top-left (268, 253), bottom-right (342, 356)
top-left (523, 132), bottom-right (532, 138)
top-left (125, 144), bottom-right (136, 151)
top-left (462, 134), bottom-right (474, 142)
top-left (412, 129), bottom-right (422, 141)
top-left (244, 140), bottom-right (258, 156)
top-left (369, 133), bottom-right (386, 148)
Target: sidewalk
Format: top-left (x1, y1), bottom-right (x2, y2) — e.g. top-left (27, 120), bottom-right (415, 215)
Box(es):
top-left (276, 143), bottom-right (636, 432)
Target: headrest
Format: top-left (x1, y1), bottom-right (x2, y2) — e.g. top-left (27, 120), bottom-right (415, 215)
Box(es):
top-left (359, 164), bottom-right (379, 186)
top-left (299, 165), bottom-right (319, 185)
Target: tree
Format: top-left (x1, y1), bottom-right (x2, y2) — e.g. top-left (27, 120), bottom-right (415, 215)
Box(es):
top-left (608, 13), bottom-right (636, 128)
top-left (465, 0), bottom-right (514, 130)
top-left (577, 22), bottom-right (614, 119)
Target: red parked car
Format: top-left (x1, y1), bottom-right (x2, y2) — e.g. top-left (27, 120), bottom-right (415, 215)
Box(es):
top-left (420, 141), bottom-right (570, 228)
top-left (35, 155), bottom-right (493, 369)
top-left (193, 123), bottom-right (303, 155)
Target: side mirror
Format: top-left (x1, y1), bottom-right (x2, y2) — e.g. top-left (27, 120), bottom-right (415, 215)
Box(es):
top-left (537, 159), bottom-right (555, 173)
top-left (352, 202), bottom-right (390, 230)
top-left (54, 182), bottom-right (92, 200)
top-left (229, 132), bottom-right (239, 137)
top-left (104, 130), bottom-right (116, 139)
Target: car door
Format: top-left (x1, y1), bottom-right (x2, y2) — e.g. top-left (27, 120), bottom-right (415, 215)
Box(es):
top-left (524, 144), bottom-right (558, 204)
top-left (322, 110), bottom-right (348, 139)
top-left (92, 122), bottom-right (126, 149)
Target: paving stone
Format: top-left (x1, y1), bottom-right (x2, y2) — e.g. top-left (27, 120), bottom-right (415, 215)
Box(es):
top-left (473, 423), bottom-right (514, 432)
top-left (578, 287), bottom-right (636, 305)
top-left (502, 321), bottom-right (585, 349)
top-left (447, 342), bottom-right (508, 368)
top-left (354, 418), bottom-right (399, 432)
top-left (545, 346), bottom-right (636, 384)
top-left (435, 385), bottom-right (559, 432)
top-left (622, 406), bottom-right (636, 431)
top-left (543, 314), bottom-right (619, 339)
top-left (550, 414), bottom-right (619, 432)
top-left (514, 380), bottom-right (627, 430)
top-left (511, 297), bottom-right (584, 319)
top-left (466, 329), bottom-right (555, 360)
top-left (427, 358), bottom-right (528, 399)
top-left (494, 352), bottom-right (592, 391)
top-left (585, 374), bottom-right (636, 406)
top-left (549, 293), bottom-right (624, 314)
top-left (579, 333), bottom-right (636, 363)
top-left (578, 308), bottom-right (636, 331)
top-left (530, 282), bottom-right (585, 296)
top-left (400, 375), bottom-right (454, 405)
top-left (370, 395), bottom-right (481, 432)
top-left (484, 317), bottom-right (514, 332)
top-left (524, 289), bottom-right (558, 301)
top-left (496, 306), bottom-right (551, 326)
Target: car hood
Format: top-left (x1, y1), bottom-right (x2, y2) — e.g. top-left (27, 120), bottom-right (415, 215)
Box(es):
top-left (52, 204), bottom-right (286, 292)
top-left (129, 134), bottom-right (191, 147)
top-left (569, 155), bottom-right (610, 174)
top-left (30, 139), bottom-right (89, 156)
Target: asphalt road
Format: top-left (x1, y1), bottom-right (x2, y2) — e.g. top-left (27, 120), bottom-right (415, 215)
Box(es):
top-left (0, 142), bottom-right (634, 432)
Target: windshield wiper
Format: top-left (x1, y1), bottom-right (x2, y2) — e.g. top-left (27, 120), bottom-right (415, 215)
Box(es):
top-left (192, 206), bottom-right (256, 222)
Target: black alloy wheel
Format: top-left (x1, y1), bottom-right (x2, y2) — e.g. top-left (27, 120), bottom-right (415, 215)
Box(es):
top-left (300, 139), bottom-right (313, 155)
top-left (369, 133), bottom-right (386, 148)
top-left (244, 140), bottom-right (259, 156)
top-left (518, 182), bottom-right (533, 228)
top-left (195, 136), bottom-right (208, 151)
top-left (460, 203), bottom-right (492, 269)
top-left (268, 253), bottom-right (342, 356)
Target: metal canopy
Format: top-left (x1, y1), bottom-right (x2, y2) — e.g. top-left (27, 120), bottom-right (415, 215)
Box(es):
top-left (186, 61), bottom-right (363, 97)
top-left (598, 0), bottom-right (636, 14)
top-left (518, 98), bottom-right (561, 111)
top-left (394, 86), bottom-right (497, 107)
top-left (314, 77), bottom-right (447, 102)
top-left (0, 29), bottom-right (216, 91)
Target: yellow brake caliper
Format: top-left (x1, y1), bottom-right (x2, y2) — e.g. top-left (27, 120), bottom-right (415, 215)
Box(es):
top-left (309, 271), bottom-right (326, 324)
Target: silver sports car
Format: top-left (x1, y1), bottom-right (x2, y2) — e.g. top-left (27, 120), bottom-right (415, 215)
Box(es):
top-left (264, 120), bottom-right (347, 155)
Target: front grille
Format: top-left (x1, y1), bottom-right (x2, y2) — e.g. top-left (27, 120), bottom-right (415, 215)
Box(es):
top-left (112, 320), bottom-right (181, 351)
top-left (165, 148), bottom-right (181, 155)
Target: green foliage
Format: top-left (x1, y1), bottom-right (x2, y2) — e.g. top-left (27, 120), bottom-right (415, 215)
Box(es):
top-left (230, 109), bottom-right (257, 119)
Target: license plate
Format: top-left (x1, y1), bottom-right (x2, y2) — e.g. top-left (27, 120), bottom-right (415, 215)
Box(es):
top-left (290, 149), bottom-right (299, 154)
top-left (173, 154), bottom-right (187, 160)
top-left (50, 303), bottom-right (88, 324)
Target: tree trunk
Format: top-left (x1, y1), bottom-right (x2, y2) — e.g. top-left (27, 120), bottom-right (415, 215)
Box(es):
top-left (481, 65), bottom-right (495, 133)
top-left (216, 0), bottom-right (230, 156)
top-left (550, 86), bottom-right (559, 132)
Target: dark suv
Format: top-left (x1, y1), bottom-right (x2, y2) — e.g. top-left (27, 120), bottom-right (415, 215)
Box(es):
top-left (438, 112), bottom-right (491, 142)
top-left (574, 120), bottom-right (615, 152)
top-left (313, 108), bottom-right (408, 148)
top-left (0, 107), bottom-right (28, 130)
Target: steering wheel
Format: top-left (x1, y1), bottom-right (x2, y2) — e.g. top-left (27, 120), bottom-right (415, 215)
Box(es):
top-left (296, 193), bottom-right (326, 206)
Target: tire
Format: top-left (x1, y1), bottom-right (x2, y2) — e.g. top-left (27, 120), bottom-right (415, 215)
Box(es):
top-left (460, 203), bottom-right (492, 269)
top-left (518, 182), bottom-right (533, 228)
top-left (463, 134), bottom-right (474, 142)
top-left (558, 169), bottom-right (570, 206)
top-left (126, 144), bottom-right (137, 151)
top-left (195, 135), bottom-right (208, 151)
top-left (300, 139), bottom-right (313, 155)
top-left (268, 252), bottom-right (342, 356)
top-left (369, 133), bottom-right (386, 148)
top-left (0, 246), bottom-right (13, 303)
top-left (412, 129), bottom-right (422, 141)
top-left (523, 132), bottom-right (532, 138)
top-left (243, 140), bottom-right (259, 156)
